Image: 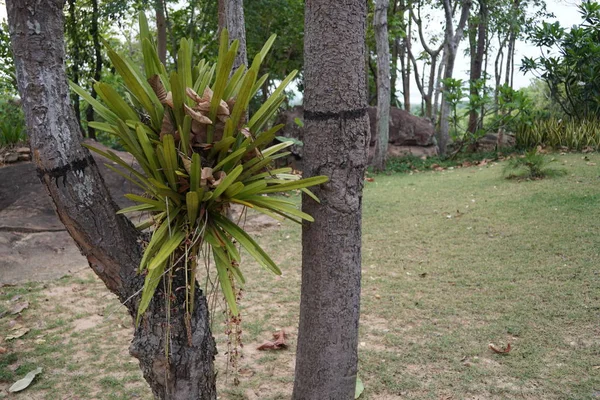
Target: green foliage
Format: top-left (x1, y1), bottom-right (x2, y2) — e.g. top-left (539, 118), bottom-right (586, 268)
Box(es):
top-left (522, 1), bottom-right (600, 120)
top-left (384, 149), bottom-right (515, 173)
top-left (516, 117), bottom-right (600, 150)
top-left (73, 15), bottom-right (327, 322)
top-left (0, 22), bottom-right (17, 94)
top-left (0, 97), bottom-right (26, 146)
top-left (503, 147), bottom-right (566, 179)
top-left (441, 78), bottom-right (469, 142)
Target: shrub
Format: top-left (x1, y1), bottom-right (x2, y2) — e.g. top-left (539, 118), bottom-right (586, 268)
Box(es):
top-left (0, 96), bottom-right (26, 146)
top-left (516, 118), bottom-right (600, 151)
top-left (503, 147), bottom-right (566, 180)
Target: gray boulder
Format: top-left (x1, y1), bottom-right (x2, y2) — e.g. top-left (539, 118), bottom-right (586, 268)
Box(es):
top-left (275, 105), bottom-right (437, 162)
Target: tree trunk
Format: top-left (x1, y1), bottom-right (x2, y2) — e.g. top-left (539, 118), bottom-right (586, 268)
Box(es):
top-left (467, 0), bottom-right (486, 135)
top-left (293, 1), bottom-right (368, 399)
top-left (390, 1), bottom-right (400, 107)
top-left (86, 0), bottom-right (101, 140)
top-left (403, 15), bottom-right (412, 112)
top-left (410, 4), bottom-right (444, 120)
top-left (226, 0), bottom-right (248, 72)
top-left (6, 1), bottom-right (217, 398)
top-left (155, 0), bottom-right (167, 64)
top-left (66, 0), bottom-right (83, 135)
top-left (438, 0), bottom-right (472, 156)
top-left (218, 0), bottom-right (226, 35)
top-left (373, 0), bottom-right (391, 171)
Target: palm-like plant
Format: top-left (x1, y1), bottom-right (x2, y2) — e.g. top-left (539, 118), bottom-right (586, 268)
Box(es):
top-left (71, 14), bottom-right (327, 322)
top-left (503, 147), bottom-right (566, 180)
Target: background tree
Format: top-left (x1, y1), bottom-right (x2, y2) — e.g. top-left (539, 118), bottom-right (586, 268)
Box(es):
top-left (438, 0), bottom-right (472, 155)
top-left (373, 0), bottom-right (391, 171)
top-left (293, 0), bottom-right (369, 398)
top-left (522, 1), bottom-right (600, 120)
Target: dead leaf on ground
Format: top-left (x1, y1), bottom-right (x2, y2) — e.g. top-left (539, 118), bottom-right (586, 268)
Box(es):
top-left (8, 367), bottom-right (42, 393)
top-left (587, 162), bottom-right (597, 166)
top-left (489, 342), bottom-right (511, 354)
top-left (257, 330), bottom-right (287, 351)
top-left (0, 346), bottom-right (7, 354)
top-left (6, 325), bottom-right (29, 340)
top-left (10, 302), bottom-right (29, 315)
top-left (366, 177), bottom-right (375, 182)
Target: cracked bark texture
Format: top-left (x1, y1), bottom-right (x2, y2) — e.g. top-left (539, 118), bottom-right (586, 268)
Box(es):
top-left (6, 1), bottom-right (217, 398)
top-left (293, 1), bottom-right (368, 399)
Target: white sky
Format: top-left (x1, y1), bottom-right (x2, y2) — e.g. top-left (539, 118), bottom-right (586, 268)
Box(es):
top-left (0, 0), bottom-right (582, 104)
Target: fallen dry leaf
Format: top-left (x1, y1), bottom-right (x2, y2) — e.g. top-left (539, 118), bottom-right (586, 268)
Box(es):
top-left (10, 302), bottom-right (29, 315)
top-left (365, 177), bottom-right (375, 182)
top-left (257, 330), bottom-right (287, 351)
top-left (489, 342), bottom-right (511, 354)
top-left (0, 347), bottom-right (7, 354)
top-left (6, 326), bottom-right (29, 340)
top-left (587, 162), bottom-right (597, 166)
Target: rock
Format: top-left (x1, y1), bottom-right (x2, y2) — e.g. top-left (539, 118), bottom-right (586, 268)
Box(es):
top-left (473, 133), bottom-right (516, 152)
top-left (366, 106), bottom-right (435, 147)
top-left (0, 140), bottom-right (143, 284)
top-left (384, 144), bottom-right (438, 158)
top-left (3, 153), bottom-right (19, 164)
top-left (15, 147), bottom-right (30, 154)
top-left (275, 106), bottom-right (438, 164)
top-left (17, 154), bottom-right (30, 161)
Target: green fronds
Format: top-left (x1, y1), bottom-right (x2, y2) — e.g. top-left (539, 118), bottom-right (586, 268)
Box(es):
top-left (72, 15), bottom-right (328, 321)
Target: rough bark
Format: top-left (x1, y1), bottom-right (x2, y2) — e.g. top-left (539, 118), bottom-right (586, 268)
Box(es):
top-left (6, 1), bottom-right (217, 398)
top-left (155, 0), bottom-right (167, 64)
top-left (86, 0), bottom-right (101, 140)
top-left (467, 0), bottom-right (487, 135)
top-left (373, 0), bottom-right (391, 171)
top-left (226, 0), bottom-right (248, 72)
top-left (293, 1), bottom-right (368, 399)
top-left (438, 0), bottom-right (472, 156)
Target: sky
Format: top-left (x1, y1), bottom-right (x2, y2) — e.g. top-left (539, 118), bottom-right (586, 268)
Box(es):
top-left (0, 0), bottom-right (583, 104)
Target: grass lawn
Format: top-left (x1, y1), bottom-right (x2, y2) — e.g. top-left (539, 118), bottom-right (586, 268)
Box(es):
top-left (0, 152), bottom-right (599, 399)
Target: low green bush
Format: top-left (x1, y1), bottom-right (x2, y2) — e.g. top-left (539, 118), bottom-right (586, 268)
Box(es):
top-left (503, 147), bottom-right (566, 180)
top-left (0, 96), bottom-right (26, 146)
top-left (516, 118), bottom-right (600, 150)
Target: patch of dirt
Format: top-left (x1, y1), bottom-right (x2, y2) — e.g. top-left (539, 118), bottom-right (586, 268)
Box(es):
top-left (72, 315), bottom-right (104, 332)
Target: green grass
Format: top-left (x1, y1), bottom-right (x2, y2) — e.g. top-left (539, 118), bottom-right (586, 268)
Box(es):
top-left (0, 153), bottom-right (599, 399)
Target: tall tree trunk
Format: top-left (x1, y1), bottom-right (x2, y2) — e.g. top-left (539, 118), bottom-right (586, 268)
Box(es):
top-left (403, 15), bottom-right (412, 112)
top-left (438, 0), bottom-right (472, 156)
top-left (467, 0), bottom-right (486, 135)
top-left (6, 1), bottom-right (218, 398)
top-left (433, 55), bottom-right (445, 123)
top-left (390, 1), bottom-right (400, 107)
top-left (86, 0), bottom-right (101, 140)
top-left (218, 0), bottom-right (226, 35)
top-left (66, 0), bottom-right (83, 135)
top-left (293, 1), bottom-right (368, 399)
top-left (373, 0), bottom-right (391, 171)
top-left (155, 0), bottom-right (167, 64)
top-left (226, 0), bottom-right (247, 71)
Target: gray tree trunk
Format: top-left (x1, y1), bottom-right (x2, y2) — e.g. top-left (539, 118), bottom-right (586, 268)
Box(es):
top-left (155, 0), bottom-right (167, 64)
top-left (373, 0), bottom-right (391, 171)
top-left (6, 1), bottom-right (217, 398)
top-left (438, 0), bottom-right (472, 156)
top-left (226, 0), bottom-right (248, 71)
top-left (292, 1), bottom-right (369, 399)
